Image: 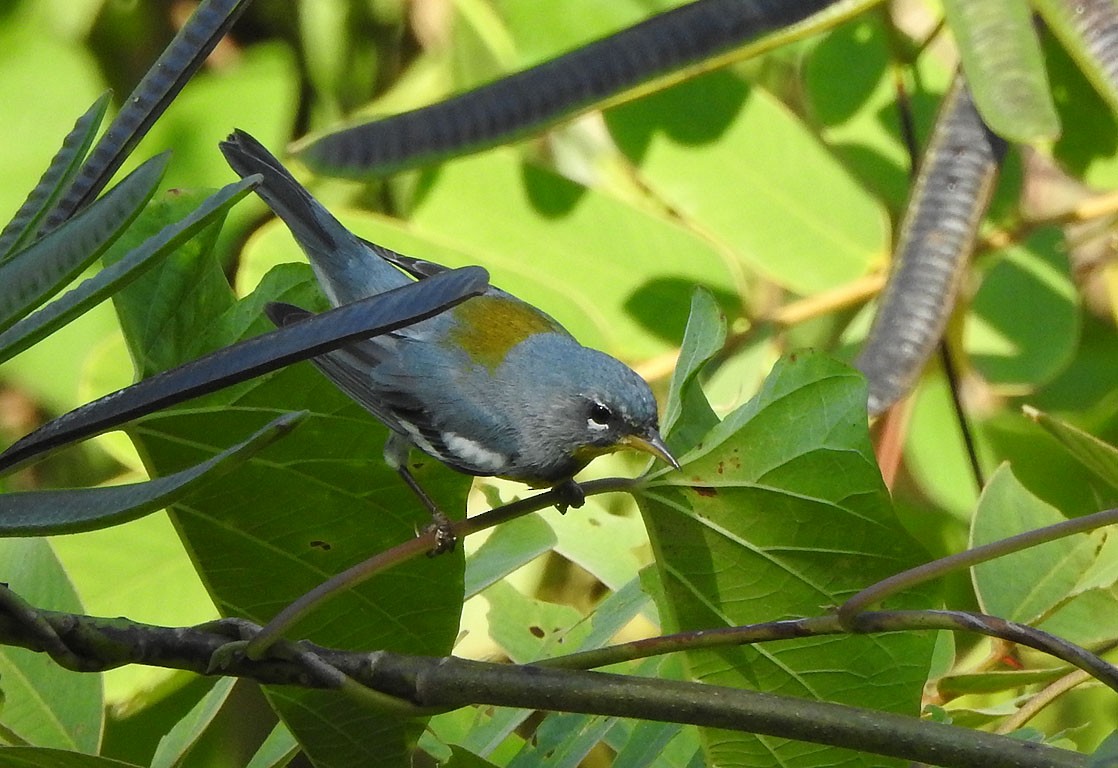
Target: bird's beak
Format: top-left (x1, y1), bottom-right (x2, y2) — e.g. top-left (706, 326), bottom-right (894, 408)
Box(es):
top-left (622, 430), bottom-right (680, 470)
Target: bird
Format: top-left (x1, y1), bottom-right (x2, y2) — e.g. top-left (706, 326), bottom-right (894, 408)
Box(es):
top-left (219, 130), bottom-right (679, 552)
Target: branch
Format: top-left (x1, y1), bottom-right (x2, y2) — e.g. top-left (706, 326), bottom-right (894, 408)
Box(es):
top-left (0, 588), bottom-right (1087, 768)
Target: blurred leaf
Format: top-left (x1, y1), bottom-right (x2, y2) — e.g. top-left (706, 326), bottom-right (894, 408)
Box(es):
top-left (942, 0), bottom-right (1060, 142)
top-left (0, 178), bottom-right (259, 364)
top-left (905, 366), bottom-right (982, 523)
top-left (1071, 532), bottom-right (1118, 596)
top-left (608, 70), bottom-right (888, 296)
top-left (542, 502), bottom-right (647, 592)
top-left (506, 711), bottom-right (613, 768)
top-left (636, 351), bottom-right (935, 767)
top-left (965, 229), bottom-right (1080, 392)
top-left (1025, 406), bottom-right (1118, 490)
top-left (0, 539), bottom-right (102, 751)
top-left (0, 153), bottom-right (167, 335)
top-left (0, 10), bottom-right (105, 226)
top-left (804, 15), bottom-right (952, 208)
top-left (149, 678), bottom-right (236, 768)
top-left (442, 745), bottom-right (502, 768)
top-left (0, 413), bottom-right (302, 535)
top-left (0, 92), bottom-right (109, 259)
top-left (49, 510), bottom-right (217, 710)
top-left (464, 514), bottom-right (556, 598)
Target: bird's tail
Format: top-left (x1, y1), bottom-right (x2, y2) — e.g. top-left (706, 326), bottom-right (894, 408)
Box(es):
top-left (220, 130), bottom-right (407, 303)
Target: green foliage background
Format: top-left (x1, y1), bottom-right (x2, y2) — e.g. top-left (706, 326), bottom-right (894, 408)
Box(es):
top-left (1, 1), bottom-right (1117, 767)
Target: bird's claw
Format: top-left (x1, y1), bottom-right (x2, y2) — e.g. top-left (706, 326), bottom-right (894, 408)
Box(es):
top-left (553, 479), bottom-right (586, 514)
top-left (424, 510), bottom-right (457, 556)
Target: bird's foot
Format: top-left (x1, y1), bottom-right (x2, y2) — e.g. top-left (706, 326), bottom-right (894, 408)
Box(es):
top-left (553, 479), bottom-right (586, 514)
top-left (424, 510), bottom-right (457, 556)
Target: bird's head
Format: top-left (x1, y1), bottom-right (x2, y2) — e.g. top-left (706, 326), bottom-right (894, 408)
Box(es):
top-left (505, 338), bottom-right (679, 481)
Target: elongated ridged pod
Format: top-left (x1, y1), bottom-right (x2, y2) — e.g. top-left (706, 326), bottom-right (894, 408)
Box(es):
top-left (855, 74), bottom-right (1007, 416)
top-left (1036, 0), bottom-right (1118, 113)
top-left (298, 0), bottom-right (851, 178)
top-left (41, 0), bottom-right (253, 232)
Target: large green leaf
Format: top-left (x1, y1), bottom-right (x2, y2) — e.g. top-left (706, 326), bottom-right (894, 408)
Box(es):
top-left (112, 254), bottom-right (469, 767)
top-left (635, 351), bottom-right (935, 767)
top-left (0, 539), bottom-right (103, 752)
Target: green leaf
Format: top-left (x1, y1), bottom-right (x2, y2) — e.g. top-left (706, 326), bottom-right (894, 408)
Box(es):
top-left (0, 413), bottom-right (302, 535)
top-left (606, 71), bottom-right (888, 295)
top-left (804, 15), bottom-right (953, 208)
top-left (662, 288), bottom-right (725, 457)
top-left (0, 92), bottom-right (109, 260)
top-left (1024, 406), bottom-right (1118, 491)
top-left (0, 539), bottom-right (102, 751)
top-left (150, 678), bottom-right (237, 768)
top-left (941, 0), bottom-right (1060, 142)
top-left (0, 178), bottom-right (259, 364)
top-left (970, 464), bottom-right (1118, 645)
top-left (635, 351), bottom-right (935, 767)
top-left (0, 153), bottom-right (167, 334)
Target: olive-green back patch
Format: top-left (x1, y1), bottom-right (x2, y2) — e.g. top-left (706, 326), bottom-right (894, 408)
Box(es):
top-left (448, 295), bottom-right (567, 372)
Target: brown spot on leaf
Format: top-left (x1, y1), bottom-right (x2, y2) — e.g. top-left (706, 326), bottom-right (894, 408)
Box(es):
top-left (694, 486), bottom-right (717, 498)
top-left (529, 625), bottom-right (545, 638)
top-left (310, 540), bottom-right (332, 551)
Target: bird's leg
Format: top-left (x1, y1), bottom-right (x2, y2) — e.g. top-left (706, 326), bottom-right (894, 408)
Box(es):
top-left (552, 478), bottom-right (586, 514)
top-left (396, 465), bottom-right (456, 555)
top-left (385, 433), bottom-right (456, 555)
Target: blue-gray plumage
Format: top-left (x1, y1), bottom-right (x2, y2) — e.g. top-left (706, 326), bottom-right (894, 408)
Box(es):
top-left (220, 130), bottom-right (677, 550)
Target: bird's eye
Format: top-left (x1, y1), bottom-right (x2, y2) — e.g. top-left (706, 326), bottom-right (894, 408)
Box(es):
top-left (588, 402), bottom-right (613, 426)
